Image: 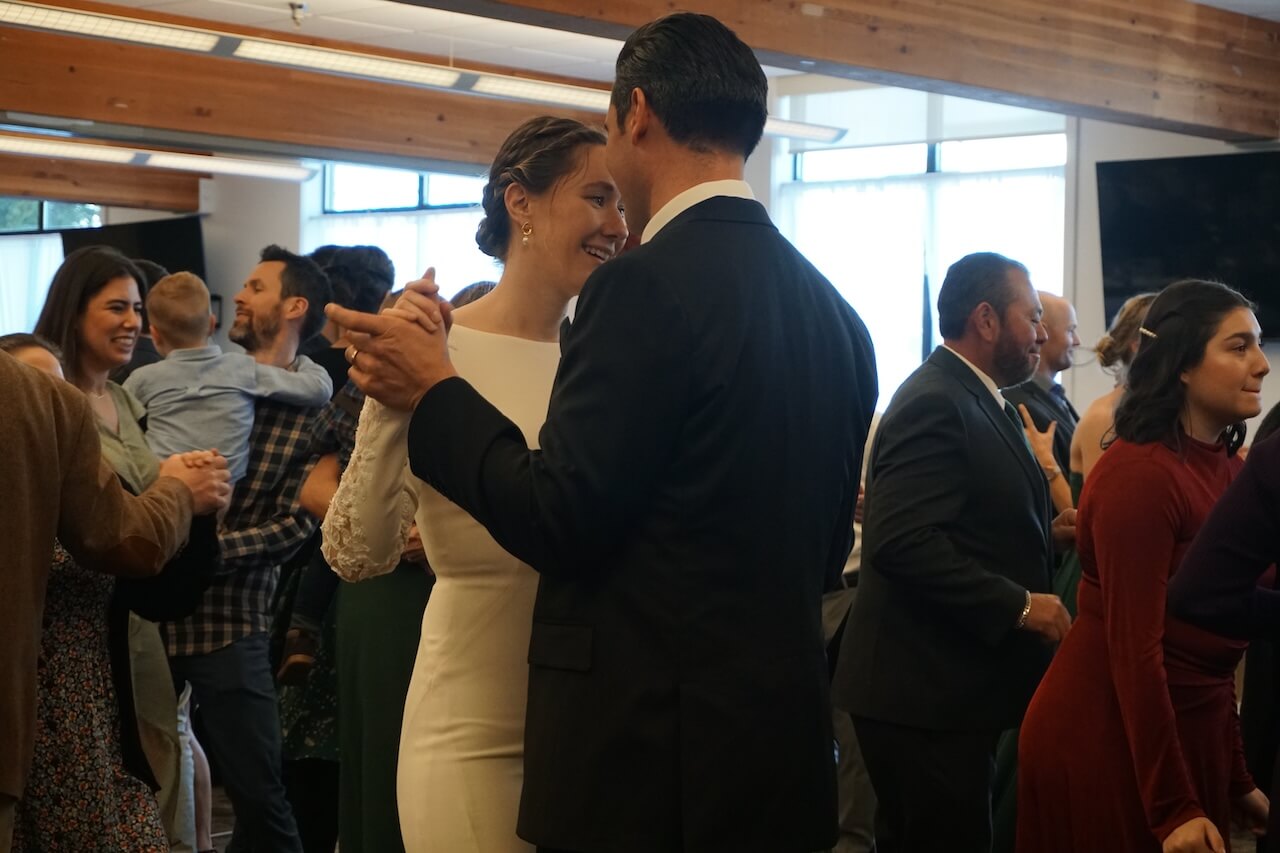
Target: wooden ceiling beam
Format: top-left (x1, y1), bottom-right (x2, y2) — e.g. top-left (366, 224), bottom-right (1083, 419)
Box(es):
top-left (0, 153), bottom-right (202, 210)
top-left (413, 0), bottom-right (1280, 141)
top-left (0, 23), bottom-right (605, 166)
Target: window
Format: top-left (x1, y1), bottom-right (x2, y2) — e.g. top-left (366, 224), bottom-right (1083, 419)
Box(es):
top-left (323, 163), bottom-right (486, 214)
top-left (796, 143), bottom-right (928, 182)
top-left (0, 198), bottom-right (102, 234)
top-left (778, 132), bottom-right (1066, 405)
top-left (316, 163), bottom-right (497, 295)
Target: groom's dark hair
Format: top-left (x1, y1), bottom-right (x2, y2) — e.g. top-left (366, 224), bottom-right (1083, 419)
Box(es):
top-left (611, 13), bottom-right (768, 159)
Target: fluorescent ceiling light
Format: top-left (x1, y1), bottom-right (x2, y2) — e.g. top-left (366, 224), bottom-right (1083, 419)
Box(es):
top-left (0, 135), bottom-right (135, 163)
top-left (764, 118), bottom-right (847, 144)
top-left (147, 152), bottom-right (315, 181)
top-left (234, 40), bottom-right (460, 88)
top-left (470, 76), bottom-right (611, 111)
top-left (0, 0), bottom-right (218, 50)
top-left (0, 134), bottom-right (315, 181)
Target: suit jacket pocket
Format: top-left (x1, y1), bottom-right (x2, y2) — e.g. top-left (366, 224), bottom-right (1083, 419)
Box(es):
top-left (528, 621), bottom-right (593, 672)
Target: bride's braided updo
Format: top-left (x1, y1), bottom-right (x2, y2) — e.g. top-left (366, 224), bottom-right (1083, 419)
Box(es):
top-left (475, 116), bottom-right (608, 262)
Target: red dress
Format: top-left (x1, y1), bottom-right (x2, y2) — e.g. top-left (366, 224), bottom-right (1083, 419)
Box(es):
top-left (1016, 437), bottom-right (1254, 852)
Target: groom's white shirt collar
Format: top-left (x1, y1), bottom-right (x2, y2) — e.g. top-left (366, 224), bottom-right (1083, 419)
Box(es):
top-left (640, 179), bottom-right (754, 244)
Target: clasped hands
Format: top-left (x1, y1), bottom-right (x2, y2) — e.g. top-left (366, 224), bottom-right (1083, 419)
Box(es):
top-left (157, 449), bottom-right (231, 516)
top-left (325, 269), bottom-right (459, 412)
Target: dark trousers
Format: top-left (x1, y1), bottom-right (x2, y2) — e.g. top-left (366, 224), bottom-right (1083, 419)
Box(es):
top-left (852, 715), bottom-right (999, 853)
top-left (284, 758), bottom-right (339, 853)
top-left (171, 632), bottom-right (303, 853)
top-left (290, 544), bottom-right (340, 634)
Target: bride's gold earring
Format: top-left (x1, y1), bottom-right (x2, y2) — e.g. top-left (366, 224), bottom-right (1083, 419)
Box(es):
top-left (521, 221), bottom-right (533, 248)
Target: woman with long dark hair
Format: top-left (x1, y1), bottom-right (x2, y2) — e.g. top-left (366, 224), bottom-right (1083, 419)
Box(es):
top-left (1017, 280), bottom-right (1271, 853)
top-left (13, 247), bottom-right (218, 852)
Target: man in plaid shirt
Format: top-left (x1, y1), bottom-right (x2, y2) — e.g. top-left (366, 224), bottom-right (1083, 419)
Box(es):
top-left (162, 245), bottom-right (331, 853)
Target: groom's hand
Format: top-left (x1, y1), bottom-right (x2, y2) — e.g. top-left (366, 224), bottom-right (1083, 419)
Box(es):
top-left (325, 302), bottom-right (458, 412)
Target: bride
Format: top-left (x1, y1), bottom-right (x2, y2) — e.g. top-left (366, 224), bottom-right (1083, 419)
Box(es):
top-left (321, 115), bottom-right (626, 852)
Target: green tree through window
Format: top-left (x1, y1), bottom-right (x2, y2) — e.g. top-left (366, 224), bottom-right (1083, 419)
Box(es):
top-left (0, 197), bottom-right (102, 233)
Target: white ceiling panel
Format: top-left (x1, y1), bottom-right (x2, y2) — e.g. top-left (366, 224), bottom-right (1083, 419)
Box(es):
top-left (437, 18), bottom-right (590, 48)
top-left (273, 0), bottom-right (388, 15)
top-left (1194, 0), bottom-right (1280, 21)
top-left (357, 29), bottom-right (499, 58)
top-left (311, 3), bottom-right (474, 32)
top-left (543, 66), bottom-right (613, 82)
top-left (261, 14), bottom-right (412, 40)
top-left (538, 35), bottom-right (625, 62)
top-left (146, 0), bottom-right (292, 26)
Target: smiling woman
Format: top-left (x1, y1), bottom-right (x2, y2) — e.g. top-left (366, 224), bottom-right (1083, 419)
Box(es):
top-left (22, 245), bottom-right (194, 851)
top-left (320, 114), bottom-right (627, 853)
top-left (1018, 280), bottom-right (1272, 853)
top-left (33, 246), bottom-right (142, 386)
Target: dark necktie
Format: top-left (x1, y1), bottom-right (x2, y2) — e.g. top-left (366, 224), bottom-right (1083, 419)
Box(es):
top-left (1003, 400), bottom-right (1035, 458)
top-left (1048, 383), bottom-right (1080, 422)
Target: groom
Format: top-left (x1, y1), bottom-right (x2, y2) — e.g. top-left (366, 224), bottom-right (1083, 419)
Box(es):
top-left (330, 13), bottom-right (878, 853)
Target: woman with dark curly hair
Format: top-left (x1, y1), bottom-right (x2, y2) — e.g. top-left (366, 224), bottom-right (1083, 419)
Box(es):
top-left (1018, 280), bottom-right (1271, 853)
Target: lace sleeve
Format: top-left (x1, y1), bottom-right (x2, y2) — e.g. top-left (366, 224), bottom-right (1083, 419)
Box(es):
top-left (321, 397), bottom-right (416, 581)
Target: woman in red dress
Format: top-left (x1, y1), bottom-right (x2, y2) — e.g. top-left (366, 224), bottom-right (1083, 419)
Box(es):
top-left (1017, 279), bottom-right (1271, 853)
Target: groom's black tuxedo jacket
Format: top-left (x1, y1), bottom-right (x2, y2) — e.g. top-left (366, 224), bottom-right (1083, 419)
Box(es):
top-left (408, 196), bottom-right (877, 853)
top-left (832, 347), bottom-right (1054, 733)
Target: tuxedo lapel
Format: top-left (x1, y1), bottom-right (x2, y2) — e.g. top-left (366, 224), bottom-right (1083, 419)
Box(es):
top-left (929, 349), bottom-right (1047, 500)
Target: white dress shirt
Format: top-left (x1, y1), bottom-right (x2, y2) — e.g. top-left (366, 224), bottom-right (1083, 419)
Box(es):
top-left (640, 179), bottom-right (755, 244)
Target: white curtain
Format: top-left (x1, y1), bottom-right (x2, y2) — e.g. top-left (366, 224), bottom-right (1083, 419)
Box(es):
top-left (778, 177), bottom-right (929, 406)
top-left (305, 207), bottom-right (502, 299)
top-left (0, 233), bottom-right (63, 336)
top-left (927, 168), bottom-right (1066, 302)
top-left (777, 167), bottom-right (1065, 406)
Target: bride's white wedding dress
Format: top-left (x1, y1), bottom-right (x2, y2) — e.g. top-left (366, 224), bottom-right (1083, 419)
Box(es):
top-left (322, 324), bottom-right (560, 853)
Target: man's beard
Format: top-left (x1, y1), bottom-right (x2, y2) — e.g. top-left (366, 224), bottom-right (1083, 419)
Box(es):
top-left (993, 334), bottom-right (1038, 388)
top-left (229, 304), bottom-right (282, 353)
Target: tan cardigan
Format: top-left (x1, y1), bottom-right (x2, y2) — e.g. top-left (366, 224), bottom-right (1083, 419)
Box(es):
top-left (0, 351), bottom-right (194, 798)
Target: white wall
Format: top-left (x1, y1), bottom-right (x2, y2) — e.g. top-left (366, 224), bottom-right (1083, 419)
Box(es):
top-left (102, 172), bottom-right (316, 348)
top-left (1064, 118), bottom-right (1279, 438)
top-left (198, 173), bottom-right (314, 348)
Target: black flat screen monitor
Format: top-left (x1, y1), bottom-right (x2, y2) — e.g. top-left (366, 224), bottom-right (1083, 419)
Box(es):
top-left (1097, 150), bottom-right (1280, 338)
top-left (60, 215), bottom-right (206, 281)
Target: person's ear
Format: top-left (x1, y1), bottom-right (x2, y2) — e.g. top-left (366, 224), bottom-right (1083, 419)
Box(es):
top-left (628, 88), bottom-right (651, 143)
top-left (504, 181), bottom-right (532, 224)
top-left (283, 296), bottom-right (308, 323)
top-left (972, 302), bottom-right (1000, 343)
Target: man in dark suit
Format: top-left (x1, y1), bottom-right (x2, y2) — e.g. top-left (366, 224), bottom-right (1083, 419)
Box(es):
top-left (328, 13), bottom-right (877, 853)
top-left (1004, 291), bottom-right (1081, 474)
top-left (832, 252), bottom-right (1073, 853)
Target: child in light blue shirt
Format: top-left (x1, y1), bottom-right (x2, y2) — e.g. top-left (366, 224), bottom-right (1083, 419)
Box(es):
top-left (124, 272), bottom-right (332, 483)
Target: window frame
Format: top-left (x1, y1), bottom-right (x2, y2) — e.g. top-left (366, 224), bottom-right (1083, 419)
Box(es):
top-left (321, 163), bottom-right (485, 215)
top-left (0, 198), bottom-right (103, 235)
top-left (789, 133), bottom-right (1067, 186)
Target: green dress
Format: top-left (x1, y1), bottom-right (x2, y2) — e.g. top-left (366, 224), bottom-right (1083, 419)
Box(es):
top-left (336, 562), bottom-right (432, 853)
top-left (991, 472), bottom-right (1084, 853)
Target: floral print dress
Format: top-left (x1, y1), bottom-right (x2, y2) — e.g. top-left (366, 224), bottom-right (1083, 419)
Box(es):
top-left (12, 543), bottom-right (167, 852)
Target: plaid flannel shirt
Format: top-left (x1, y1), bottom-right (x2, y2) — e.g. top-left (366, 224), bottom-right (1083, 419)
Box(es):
top-left (320, 380), bottom-right (364, 470)
top-left (163, 395), bottom-right (321, 657)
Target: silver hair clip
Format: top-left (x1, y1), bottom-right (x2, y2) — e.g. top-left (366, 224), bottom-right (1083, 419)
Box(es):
top-left (1139, 327), bottom-right (1158, 340)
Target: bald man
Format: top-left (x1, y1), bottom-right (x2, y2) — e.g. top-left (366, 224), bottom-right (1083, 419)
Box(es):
top-left (1004, 291), bottom-right (1081, 474)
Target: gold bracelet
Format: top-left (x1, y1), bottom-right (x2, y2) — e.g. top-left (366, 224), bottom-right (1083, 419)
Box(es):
top-left (1015, 590), bottom-right (1032, 630)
